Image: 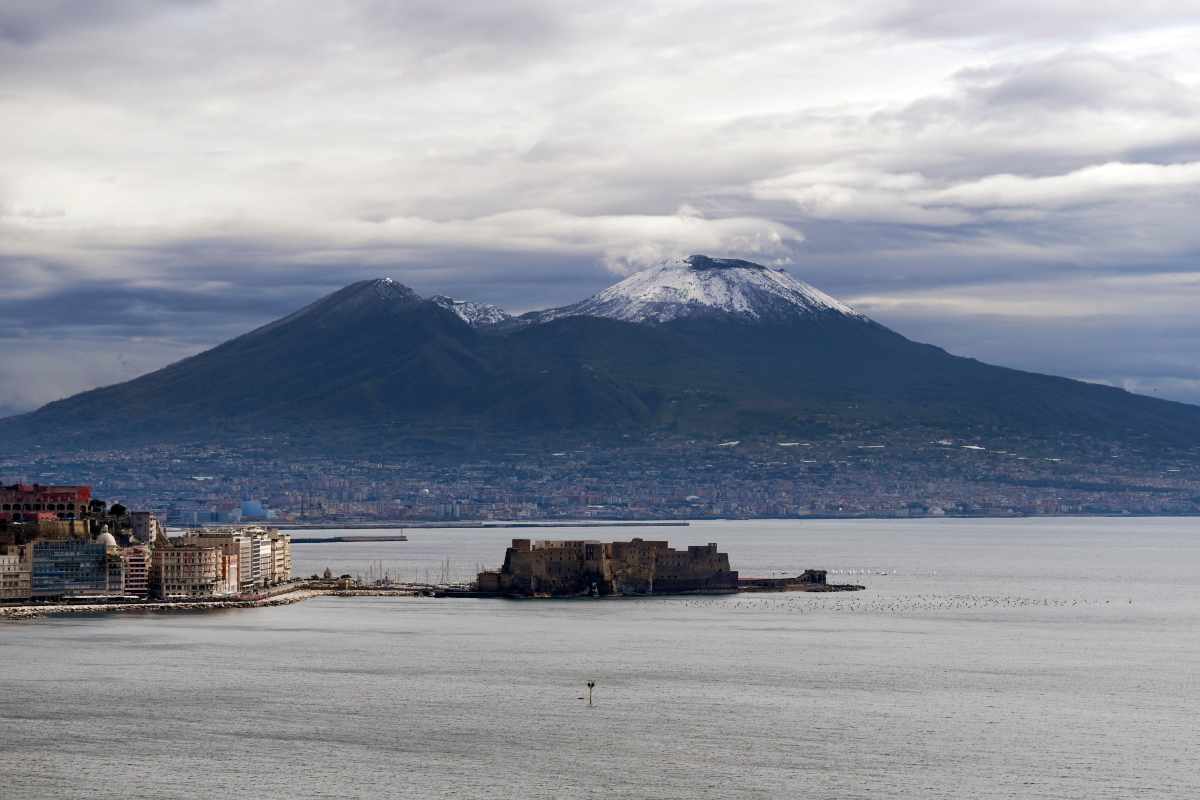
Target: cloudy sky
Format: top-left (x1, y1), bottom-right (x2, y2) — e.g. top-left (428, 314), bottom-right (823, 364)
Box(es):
top-left (3, 0), bottom-right (1200, 414)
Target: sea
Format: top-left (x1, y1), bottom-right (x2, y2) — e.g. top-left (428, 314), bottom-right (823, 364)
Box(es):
top-left (2, 517), bottom-right (1198, 800)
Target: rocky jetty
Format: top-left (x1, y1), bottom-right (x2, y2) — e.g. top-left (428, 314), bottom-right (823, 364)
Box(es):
top-left (0, 589), bottom-right (323, 620)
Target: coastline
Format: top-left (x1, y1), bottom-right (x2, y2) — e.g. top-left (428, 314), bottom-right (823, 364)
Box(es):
top-left (0, 582), bottom-right (866, 620)
top-left (0, 587), bottom-right (423, 621)
top-left (267, 512), bottom-right (1200, 529)
top-left (272, 520), bottom-right (692, 530)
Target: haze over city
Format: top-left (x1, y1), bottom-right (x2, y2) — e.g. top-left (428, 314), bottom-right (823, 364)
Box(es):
top-left (4, 0), bottom-right (1200, 416)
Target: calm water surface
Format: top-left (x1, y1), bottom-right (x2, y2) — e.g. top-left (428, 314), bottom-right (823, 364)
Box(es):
top-left (2, 518), bottom-right (1198, 799)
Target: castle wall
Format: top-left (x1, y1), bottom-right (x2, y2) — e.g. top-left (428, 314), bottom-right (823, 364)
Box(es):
top-left (480, 538), bottom-right (737, 596)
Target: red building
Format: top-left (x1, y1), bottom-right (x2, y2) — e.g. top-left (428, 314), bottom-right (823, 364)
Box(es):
top-left (0, 484), bottom-right (93, 523)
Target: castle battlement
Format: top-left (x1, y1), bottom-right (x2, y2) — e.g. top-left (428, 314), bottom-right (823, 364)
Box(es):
top-left (476, 537), bottom-right (737, 597)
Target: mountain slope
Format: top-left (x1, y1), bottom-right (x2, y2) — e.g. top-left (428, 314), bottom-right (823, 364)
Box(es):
top-left (1, 278), bottom-right (660, 444)
top-left (12, 279), bottom-right (491, 439)
top-left (428, 295), bottom-right (512, 327)
top-left (3, 258), bottom-right (1200, 452)
top-left (502, 310), bottom-right (1200, 442)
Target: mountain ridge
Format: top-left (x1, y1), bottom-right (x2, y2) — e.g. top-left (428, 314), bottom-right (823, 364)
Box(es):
top-left (429, 295), bottom-right (513, 327)
top-left (3, 256), bottom-right (1199, 455)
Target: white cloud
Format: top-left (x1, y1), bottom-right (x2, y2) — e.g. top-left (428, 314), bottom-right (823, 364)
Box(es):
top-left (921, 161), bottom-right (1200, 209)
top-left (754, 160), bottom-right (1200, 230)
top-left (752, 167), bottom-right (973, 226)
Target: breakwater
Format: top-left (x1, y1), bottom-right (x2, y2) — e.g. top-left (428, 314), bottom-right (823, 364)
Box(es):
top-left (274, 521), bottom-right (691, 530)
top-left (0, 589), bottom-right (324, 620)
top-left (290, 535), bottom-right (409, 543)
top-left (0, 585), bottom-right (432, 623)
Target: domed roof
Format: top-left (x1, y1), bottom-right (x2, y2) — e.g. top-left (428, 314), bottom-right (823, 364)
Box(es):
top-left (95, 531), bottom-right (118, 549)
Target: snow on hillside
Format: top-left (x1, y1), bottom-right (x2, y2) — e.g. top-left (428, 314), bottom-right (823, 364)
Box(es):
top-left (429, 295), bottom-right (512, 327)
top-left (536, 255), bottom-right (864, 325)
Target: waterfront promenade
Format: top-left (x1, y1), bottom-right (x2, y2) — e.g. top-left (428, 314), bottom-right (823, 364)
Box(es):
top-left (0, 584), bottom-right (425, 620)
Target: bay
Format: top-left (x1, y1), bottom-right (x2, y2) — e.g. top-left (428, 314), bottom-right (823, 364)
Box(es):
top-left (2, 518), bottom-right (1198, 799)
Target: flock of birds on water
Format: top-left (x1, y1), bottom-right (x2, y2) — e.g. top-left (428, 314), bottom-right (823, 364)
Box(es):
top-left (336, 561), bottom-right (1141, 616)
top-left (648, 594), bottom-right (1137, 616)
top-left (639, 569), bottom-right (1137, 616)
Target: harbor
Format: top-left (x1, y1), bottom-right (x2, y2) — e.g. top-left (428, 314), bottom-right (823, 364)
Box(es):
top-left (3, 533), bottom-right (864, 619)
top-left (7, 516), bottom-right (1193, 800)
top-left (1, 484), bottom-right (860, 619)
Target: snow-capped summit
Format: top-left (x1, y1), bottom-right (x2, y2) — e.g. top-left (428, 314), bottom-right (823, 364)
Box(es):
top-left (429, 295), bottom-right (513, 327)
top-left (533, 255), bottom-right (863, 325)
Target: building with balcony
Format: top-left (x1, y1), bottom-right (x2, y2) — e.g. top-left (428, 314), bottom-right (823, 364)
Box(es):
top-left (0, 543), bottom-right (32, 600)
top-left (182, 527), bottom-right (290, 591)
top-left (269, 531), bottom-right (293, 585)
top-left (151, 541), bottom-right (239, 599)
top-left (121, 545), bottom-right (152, 598)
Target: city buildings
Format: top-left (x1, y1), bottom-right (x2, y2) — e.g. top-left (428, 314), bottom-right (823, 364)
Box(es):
top-left (121, 544), bottom-right (152, 598)
top-left (151, 540), bottom-right (239, 598)
top-left (130, 511), bottom-right (165, 544)
top-left (181, 527), bottom-right (290, 592)
top-left (16, 430), bottom-right (1189, 528)
top-left (151, 527), bottom-right (291, 599)
top-left (0, 544), bottom-right (31, 600)
top-left (0, 482), bottom-right (292, 603)
top-left (30, 538), bottom-right (124, 598)
top-left (270, 531), bottom-right (293, 585)
top-left (0, 483), bottom-right (92, 523)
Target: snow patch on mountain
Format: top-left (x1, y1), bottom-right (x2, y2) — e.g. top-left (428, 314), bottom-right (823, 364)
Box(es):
top-left (255, 277), bottom-right (421, 335)
top-left (533, 255), bottom-right (864, 325)
top-left (371, 277), bottom-right (420, 303)
top-left (429, 295), bottom-right (512, 327)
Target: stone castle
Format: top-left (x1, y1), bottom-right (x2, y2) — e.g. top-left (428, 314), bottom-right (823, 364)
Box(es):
top-left (476, 538), bottom-right (739, 597)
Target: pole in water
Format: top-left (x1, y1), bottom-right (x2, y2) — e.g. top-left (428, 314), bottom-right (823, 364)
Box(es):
top-left (586, 680), bottom-right (595, 707)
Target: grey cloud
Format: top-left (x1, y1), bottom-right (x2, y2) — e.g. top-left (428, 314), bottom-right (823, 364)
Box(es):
top-left (0, 278), bottom-right (306, 343)
top-left (0, 246), bottom-right (621, 342)
top-left (869, 55), bottom-right (1200, 182)
top-left (0, 0), bottom-right (206, 46)
top-left (955, 55), bottom-right (1195, 115)
top-left (882, 51), bottom-right (1200, 155)
top-left (357, 0), bottom-right (573, 65)
top-left (0, 248), bottom-right (624, 413)
top-left (0, 335), bottom-right (205, 414)
top-left (865, 0), bottom-right (1200, 41)
top-left (868, 307), bottom-right (1200, 406)
top-left (1125, 136), bottom-right (1200, 166)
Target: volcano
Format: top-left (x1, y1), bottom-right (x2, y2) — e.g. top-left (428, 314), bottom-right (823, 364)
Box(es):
top-left (4, 256), bottom-right (1199, 452)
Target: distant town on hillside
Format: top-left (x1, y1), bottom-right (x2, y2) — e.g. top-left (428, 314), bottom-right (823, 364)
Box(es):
top-left (5, 428), bottom-right (1197, 525)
